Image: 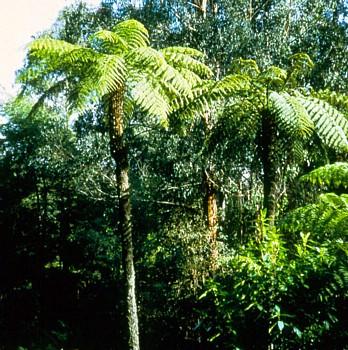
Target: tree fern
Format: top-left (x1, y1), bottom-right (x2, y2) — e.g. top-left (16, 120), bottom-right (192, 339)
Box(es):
top-left (227, 55), bottom-right (348, 221)
top-left (17, 19), bottom-right (215, 350)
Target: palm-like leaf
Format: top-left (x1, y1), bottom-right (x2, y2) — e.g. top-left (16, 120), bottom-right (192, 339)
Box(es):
top-left (113, 19), bottom-right (149, 49)
top-left (161, 47), bottom-right (213, 79)
top-left (171, 74), bottom-right (250, 119)
top-left (301, 162), bottom-right (348, 189)
top-left (270, 92), bottom-right (314, 138)
top-left (270, 91), bottom-right (348, 151)
top-left (19, 19), bottom-right (214, 122)
top-left (299, 97), bottom-right (348, 150)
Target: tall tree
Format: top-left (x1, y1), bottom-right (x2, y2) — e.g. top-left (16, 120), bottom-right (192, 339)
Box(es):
top-left (17, 19), bottom-right (212, 349)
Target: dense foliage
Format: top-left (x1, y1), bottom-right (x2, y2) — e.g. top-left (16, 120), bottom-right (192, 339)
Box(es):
top-left (1, 0), bottom-right (347, 349)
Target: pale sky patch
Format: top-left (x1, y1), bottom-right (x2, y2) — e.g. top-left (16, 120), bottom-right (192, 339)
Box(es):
top-left (0, 0), bottom-right (101, 96)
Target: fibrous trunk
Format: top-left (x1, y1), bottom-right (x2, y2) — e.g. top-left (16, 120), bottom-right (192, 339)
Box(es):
top-left (203, 170), bottom-right (218, 268)
top-left (109, 90), bottom-right (140, 350)
top-left (260, 110), bottom-right (278, 225)
top-left (202, 111), bottom-right (218, 268)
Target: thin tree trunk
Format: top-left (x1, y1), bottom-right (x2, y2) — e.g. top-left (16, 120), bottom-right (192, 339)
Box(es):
top-left (260, 110), bottom-right (278, 226)
top-left (202, 112), bottom-right (218, 268)
top-left (109, 90), bottom-right (140, 350)
top-left (203, 170), bottom-right (218, 267)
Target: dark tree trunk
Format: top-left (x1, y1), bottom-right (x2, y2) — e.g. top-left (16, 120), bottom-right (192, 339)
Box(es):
top-left (203, 170), bottom-right (218, 267)
top-left (259, 110), bottom-right (278, 225)
top-left (109, 90), bottom-right (140, 350)
top-left (202, 112), bottom-right (219, 267)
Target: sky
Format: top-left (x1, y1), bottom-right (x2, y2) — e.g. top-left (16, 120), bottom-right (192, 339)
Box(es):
top-left (0, 0), bottom-right (101, 97)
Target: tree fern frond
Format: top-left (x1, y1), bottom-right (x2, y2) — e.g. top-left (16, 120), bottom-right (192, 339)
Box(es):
top-left (161, 47), bottom-right (213, 79)
top-left (29, 38), bottom-right (81, 57)
top-left (96, 54), bottom-right (126, 95)
top-left (229, 58), bottom-right (260, 78)
top-left (270, 92), bottom-right (314, 138)
top-left (287, 53), bottom-right (314, 84)
top-left (161, 46), bottom-right (204, 58)
top-left (131, 77), bottom-right (171, 121)
top-left (91, 29), bottom-right (128, 53)
top-left (320, 192), bottom-right (348, 209)
top-left (283, 192), bottom-right (348, 239)
top-left (177, 68), bottom-right (203, 87)
top-left (122, 94), bottom-right (135, 119)
top-left (258, 66), bottom-right (287, 87)
top-left (301, 162), bottom-right (348, 189)
top-left (127, 46), bottom-right (166, 69)
top-left (170, 82), bottom-right (213, 119)
top-left (113, 19), bottom-right (149, 49)
top-left (211, 74), bottom-right (250, 98)
top-left (312, 89), bottom-right (348, 113)
top-left (28, 38), bottom-right (97, 76)
top-left (291, 138), bottom-right (306, 163)
top-left (66, 69), bottom-right (100, 112)
top-left (17, 60), bottom-right (54, 85)
top-left (299, 97), bottom-right (348, 150)
top-left (171, 74), bottom-right (249, 119)
top-left (128, 47), bottom-right (193, 96)
top-left (21, 79), bottom-right (68, 118)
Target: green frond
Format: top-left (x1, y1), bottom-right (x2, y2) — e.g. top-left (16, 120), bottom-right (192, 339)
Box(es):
top-left (301, 162), bottom-right (348, 189)
top-left (160, 46), bottom-right (204, 58)
top-left (170, 74), bottom-right (250, 119)
top-left (299, 97), bottom-right (348, 150)
top-left (29, 38), bottom-right (80, 57)
top-left (127, 46), bottom-right (166, 69)
top-left (211, 74), bottom-right (250, 98)
top-left (311, 89), bottom-right (348, 113)
top-left (96, 54), bottom-right (126, 95)
top-left (177, 68), bottom-right (203, 87)
top-left (270, 92), bottom-right (314, 138)
top-left (161, 47), bottom-right (213, 79)
top-left (229, 58), bottom-right (260, 78)
top-left (27, 38), bottom-right (97, 81)
top-left (64, 47), bottom-right (98, 64)
top-left (131, 76), bottom-right (171, 121)
top-left (170, 82), bottom-right (213, 119)
top-left (122, 95), bottom-right (135, 119)
top-left (283, 192), bottom-right (348, 239)
top-left (67, 72), bottom-right (100, 112)
top-left (291, 138), bottom-right (306, 163)
top-left (113, 19), bottom-right (149, 49)
top-left (259, 66), bottom-right (287, 87)
top-left (18, 79), bottom-right (68, 118)
top-left (91, 29), bottom-right (128, 53)
top-left (17, 60), bottom-right (54, 85)
top-left (288, 53), bottom-right (314, 76)
top-left (128, 47), bottom-right (193, 96)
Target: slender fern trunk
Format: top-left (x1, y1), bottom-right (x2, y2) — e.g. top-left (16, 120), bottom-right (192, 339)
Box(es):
top-left (109, 90), bottom-right (140, 350)
top-left (203, 170), bottom-right (218, 266)
top-left (260, 110), bottom-right (278, 225)
top-left (202, 112), bottom-right (218, 267)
